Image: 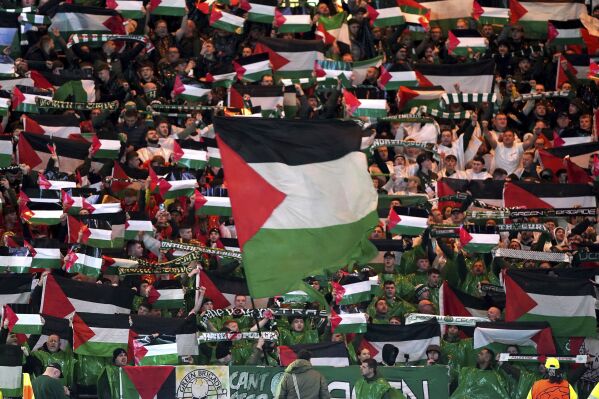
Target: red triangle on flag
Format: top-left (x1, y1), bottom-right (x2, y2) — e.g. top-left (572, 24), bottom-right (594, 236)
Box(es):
top-left (102, 14), bottom-right (126, 35)
top-left (20, 203), bottom-right (33, 222)
top-left (316, 24), bottom-right (336, 45)
top-left (90, 136), bottom-right (102, 156)
top-left (552, 131), bottom-right (565, 147)
top-left (42, 275), bottom-right (76, 318)
top-left (414, 71), bottom-right (433, 87)
top-left (22, 115), bottom-right (45, 134)
top-left (504, 273), bottom-right (537, 321)
top-left (547, 22), bottom-right (558, 42)
top-left (106, 0), bottom-right (117, 8)
top-left (239, 0), bottom-right (251, 11)
top-left (5, 236), bottom-right (19, 248)
top-left (538, 149), bottom-right (563, 176)
top-left (23, 240), bottom-right (36, 257)
top-left (210, 7), bottom-right (223, 25)
top-left (458, 226), bottom-right (472, 246)
top-left (509, 0), bottom-right (527, 24)
top-left (582, 30), bottom-right (599, 56)
top-left (387, 208), bottom-right (401, 230)
top-left (273, 9), bottom-right (286, 28)
top-left (378, 65), bottom-right (391, 89)
top-left (171, 141), bottom-right (184, 163)
top-left (366, 4), bottom-right (379, 26)
top-left (73, 314), bottom-right (95, 350)
top-left (531, 327), bottom-right (557, 355)
top-left (195, 0), bottom-right (211, 13)
top-left (61, 190), bottom-right (75, 212)
top-left (18, 190), bottom-right (30, 207)
top-left (357, 339), bottom-right (379, 359)
top-left (472, 0), bottom-right (484, 20)
top-left (172, 75), bottom-right (185, 97)
top-left (64, 248), bottom-right (78, 272)
top-left (132, 337), bottom-right (149, 365)
top-left (29, 71), bottom-right (54, 91)
top-left (441, 281), bottom-right (472, 317)
top-left (447, 31), bottom-right (460, 54)
top-left (232, 60), bottom-right (246, 80)
top-left (330, 282), bottom-right (346, 305)
top-left (37, 172), bottom-right (51, 190)
top-left (215, 136), bottom-right (286, 247)
top-left (200, 270), bottom-right (232, 309)
top-left (504, 182), bottom-right (553, 209)
top-left (593, 154), bottom-right (599, 177)
top-left (314, 60), bottom-right (327, 77)
top-left (17, 133), bottom-right (42, 170)
top-left (3, 305), bottom-right (19, 332)
top-left (194, 189), bottom-right (208, 210)
top-left (342, 89), bottom-right (361, 115)
top-left (566, 158), bottom-right (591, 184)
top-left (11, 87), bottom-right (25, 111)
top-left (146, 286), bottom-right (160, 304)
top-left (330, 308), bottom-right (342, 332)
top-left (81, 198), bottom-right (96, 213)
top-left (397, 86), bottom-right (419, 110)
top-left (254, 43), bottom-right (290, 71)
top-left (279, 345), bottom-right (298, 366)
top-left (111, 162), bottom-right (130, 193)
top-left (124, 366), bottom-right (175, 399)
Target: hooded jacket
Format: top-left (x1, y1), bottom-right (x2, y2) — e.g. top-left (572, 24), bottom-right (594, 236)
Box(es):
top-left (274, 359), bottom-right (331, 399)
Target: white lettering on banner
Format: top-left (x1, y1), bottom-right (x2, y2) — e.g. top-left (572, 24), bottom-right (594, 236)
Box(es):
top-left (229, 371), bottom-right (269, 391)
top-left (328, 381), bottom-right (351, 398)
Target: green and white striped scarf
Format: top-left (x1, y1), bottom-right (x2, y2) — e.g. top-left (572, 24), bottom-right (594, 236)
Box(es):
top-left (419, 106), bottom-right (471, 120)
top-left (440, 93), bottom-right (496, 109)
top-left (512, 90), bottom-right (571, 103)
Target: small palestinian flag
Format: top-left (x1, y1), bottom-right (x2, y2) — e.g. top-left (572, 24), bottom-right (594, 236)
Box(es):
top-left (233, 53), bottom-right (272, 83)
top-left (510, 0), bottom-right (587, 39)
top-left (11, 85), bottom-right (52, 113)
top-left (133, 339), bottom-right (178, 366)
top-left (37, 174), bottom-right (76, 191)
top-left (415, 59), bottom-right (494, 93)
top-left (0, 274), bottom-right (32, 305)
top-left (279, 342), bottom-right (350, 366)
top-left (154, 178), bottom-right (197, 199)
top-left (206, 141), bottom-right (221, 167)
top-left (0, 248), bottom-right (31, 272)
top-left (64, 244), bottom-right (103, 277)
top-left (73, 312), bottom-right (130, 357)
top-left (172, 75), bottom-right (211, 102)
top-left (399, 0), bottom-right (430, 31)
top-left (255, 37), bottom-right (325, 80)
top-left (459, 225), bottom-right (499, 253)
top-left (556, 54), bottom-right (591, 91)
top-left (1, 306), bottom-right (43, 335)
top-left (472, 0), bottom-right (508, 25)
top-left (547, 20), bottom-right (584, 46)
top-left (125, 219), bottom-right (154, 240)
top-left (0, 136), bottom-right (12, 167)
top-left (0, 97), bottom-right (10, 117)
top-left (195, 192), bottom-right (232, 216)
top-left (172, 140), bottom-right (207, 169)
top-left (49, 4), bottom-right (127, 35)
top-left (147, 281), bottom-right (185, 309)
top-left (388, 206), bottom-right (429, 236)
top-left (23, 114), bottom-right (81, 138)
top-left (0, 345), bottom-right (23, 398)
top-left (316, 12), bottom-right (350, 45)
top-left (397, 85), bottom-right (445, 111)
top-left (378, 64), bottom-right (418, 90)
top-left (331, 279), bottom-right (372, 305)
top-left (505, 269), bottom-right (596, 337)
top-left (274, 9), bottom-right (312, 33)
top-left (361, 322), bottom-right (441, 363)
top-left (26, 238), bottom-right (62, 269)
top-left (210, 7), bottom-right (244, 34)
top-left (330, 310), bottom-right (368, 334)
top-left (239, 0), bottom-right (276, 23)
top-left (106, 0), bottom-right (144, 19)
top-left (343, 90), bottom-right (387, 118)
top-left (149, 0), bottom-right (186, 16)
top-left (68, 212), bottom-right (127, 249)
top-left (229, 84), bottom-right (284, 117)
top-left (474, 321), bottom-right (556, 354)
top-left (91, 137), bottom-right (121, 160)
top-left (204, 66), bottom-right (238, 88)
top-left (0, 62), bottom-right (15, 77)
top-left (18, 132), bottom-right (88, 173)
top-left (367, 0), bottom-right (405, 28)
top-left (447, 29), bottom-right (487, 56)
top-left (21, 202), bottom-right (63, 225)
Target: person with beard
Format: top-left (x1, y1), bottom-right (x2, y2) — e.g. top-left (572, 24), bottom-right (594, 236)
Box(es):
top-left (526, 358), bottom-right (577, 399)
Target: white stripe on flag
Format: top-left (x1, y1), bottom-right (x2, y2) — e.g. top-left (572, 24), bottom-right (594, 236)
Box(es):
top-left (89, 228), bottom-right (112, 241)
top-left (88, 327), bottom-right (130, 343)
top-left (474, 327), bottom-right (538, 349)
top-left (69, 298), bottom-right (130, 314)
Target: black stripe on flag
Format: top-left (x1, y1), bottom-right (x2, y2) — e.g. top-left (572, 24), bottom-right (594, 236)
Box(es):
top-left (549, 19), bottom-right (583, 30)
top-left (52, 275), bottom-right (134, 310)
top-left (476, 0), bottom-right (505, 7)
top-left (27, 315), bottom-right (72, 349)
top-left (205, 271), bottom-right (250, 296)
top-left (475, 321), bottom-right (552, 331)
top-left (131, 315), bottom-right (197, 335)
top-left (415, 59), bottom-right (494, 77)
top-left (22, 132), bottom-right (89, 160)
top-left (507, 269), bottom-right (595, 297)
top-left (25, 114), bottom-right (80, 128)
top-left (231, 83), bottom-right (283, 98)
top-left (392, 206), bottom-right (429, 218)
top-left (563, 53), bottom-right (590, 67)
top-left (81, 211), bottom-right (127, 227)
top-left (0, 344), bottom-right (22, 367)
top-left (237, 53), bottom-right (270, 66)
top-left (286, 341), bottom-right (349, 358)
top-left (450, 29), bottom-right (483, 38)
top-left (0, 274), bottom-right (32, 297)
top-left (23, 189), bottom-right (61, 202)
top-left (176, 139), bottom-right (206, 151)
top-left (257, 37), bottom-right (325, 53)
top-left (215, 117), bottom-right (363, 165)
top-left (364, 320), bottom-right (441, 342)
top-left (468, 180), bottom-right (504, 201)
top-left (77, 312), bottom-right (130, 328)
top-left (512, 182), bottom-right (593, 198)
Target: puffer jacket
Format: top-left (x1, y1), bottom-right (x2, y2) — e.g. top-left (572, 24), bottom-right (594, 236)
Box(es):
top-left (274, 359), bottom-right (331, 399)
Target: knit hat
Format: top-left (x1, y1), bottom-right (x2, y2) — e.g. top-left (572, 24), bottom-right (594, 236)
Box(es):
top-left (112, 348), bottom-right (127, 363)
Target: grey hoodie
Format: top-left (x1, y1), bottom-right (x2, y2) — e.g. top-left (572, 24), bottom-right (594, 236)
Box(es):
top-left (274, 359), bottom-right (331, 399)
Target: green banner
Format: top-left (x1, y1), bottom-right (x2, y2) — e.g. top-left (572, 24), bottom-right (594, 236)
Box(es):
top-left (229, 365), bottom-right (450, 399)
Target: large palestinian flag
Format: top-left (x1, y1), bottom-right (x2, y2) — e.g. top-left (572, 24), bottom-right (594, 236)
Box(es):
top-left (49, 4), bottom-right (126, 35)
top-left (214, 117), bottom-right (378, 298)
top-left (510, 0), bottom-right (587, 39)
top-left (0, 274), bottom-right (32, 306)
top-left (415, 59), bottom-right (494, 93)
top-left (23, 114), bottom-right (81, 138)
top-left (474, 321), bottom-right (556, 354)
top-left (73, 312), bottom-right (130, 357)
top-left (279, 342), bottom-right (350, 366)
top-left (439, 281), bottom-right (489, 319)
top-left (361, 322), bottom-right (441, 363)
top-left (504, 181), bottom-right (596, 209)
top-left (504, 269), bottom-right (596, 337)
top-left (254, 37), bottom-right (324, 80)
top-left (18, 132), bottom-right (88, 173)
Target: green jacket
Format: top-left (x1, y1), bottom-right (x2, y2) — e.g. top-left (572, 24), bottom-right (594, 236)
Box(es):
top-left (355, 374), bottom-right (406, 399)
top-left (32, 375), bottom-right (69, 399)
top-left (274, 359), bottom-right (331, 399)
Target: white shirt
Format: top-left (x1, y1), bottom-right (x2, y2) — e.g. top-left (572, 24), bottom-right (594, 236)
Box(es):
top-left (492, 142), bottom-right (524, 175)
top-left (464, 169), bottom-right (492, 180)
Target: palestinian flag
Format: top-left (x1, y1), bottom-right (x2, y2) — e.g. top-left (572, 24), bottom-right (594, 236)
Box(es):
top-left (459, 225), bottom-right (499, 253)
top-left (98, 366), bottom-right (176, 399)
top-left (195, 192), bottom-right (232, 216)
top-left (37, 174), bottom-right (76, 191)
top-left (556, 54), bottom-right (591, 91)
top-left (1, 306), bottom-right (42, 334)
top-left (418, 0), bottom-right (471, 31)
top-left (361, 322), bottom-right (441, 363)
top-left (505, 269), bottom-right (596, 337)
top-left (548, 19), bottom-right (584, 45)
top-left (538, 149), bottom-right (590, 184)
top-left (447, 29), bottom-right (487, 56)
top-left (367, 0), bottom-right (405, 27)
top-left (0, 247), bottom-right (31, 273)
top-left (202, 271), bottom-right (249, 309)
top-left (0, 12), bottom-right (20, 56)
top-left (205, 139), bottom-right (221, 167)
top-left (315, 12), bottom-right (350, 45)
top-left (255, 37), bottom-right (324, 80)
top-left (209, 8), bottom-right (244, 34)
top-left (91, 137), bottom-right (121, 160)
top-left (147, 281), bottom-right (184, 309)
top-left (204, 66), bottom-right (237, 88)
top-left (472, 0), bottom-right (509, 25)
top-left (148, 0), bottom-right (186, 16)
top-left (239, 0), bottom-right (276, 23)
top-left (0, 97), bottom-right (10, 117)
top-left (331, 279), bottom-right (372, 305)
top-left (0, 274), bottom-right (31, 306)
top-left (511, 0), bottom-right (587, 39)
top-left (106, 0), bottom-right (144, 19)
top-left (18, 132), bottom-right (88, 173)
top-left (229, 84), bottom-right (283, 117)
top-left (125, 219), bottom-right (154, 240)
top-left (172, 75), bottom-right (211, 102)
top-left (0, 61), bottom-right (15, 77)
top-left (11, 86), bottom-right (51, 113)
top-left (0, 345), bottom-right (22, 398)
top-left (378, 64), bottom-right (418, 90)
top-left (474, 321), bottom-right (556, 354)
top-left (330, 310), bottom-right (368, 334)
top-left (399, 0), bottom-right (430, 31)
top-left (131, 315), bottom-right (198, 365)
top-left (545, 142), bottom-right (599, 169)
top-left (23, 114), bottom-right (81, 139)
top-left (397, 85), bottom-right (445, 111)
top-left (21, 202), bottom-right (63, 225)
top-left (41, 274), bottom-right (133, 318)
top-left (62, 188), bottom-right (97, 215)
top-left (69, 212), bottom-right (126, 248)
top-left (53, 80), bottom-right (96, 103)
top-left (274, 9), bottom-right (311, 33)
top-left (440, 281), bottom-right (491, 319)
top-left (415, 59), bottom-right (494, 93)
top-left (388, 206), bottom-right (429, 236)
top-left (343, 90), bottom-right (387, 118)
top-left (233, 53), bottom-right (271, 83)
top-left (279, 342), bottom-right (350, 366)
top-left (172, 140), bottom-right (207, 170)
top-left (73, 312), bottom-right (130, 357)
top-left (49, 4), bottom-right (126, 35)
top-left (64, 244), bottom-right (103, 277)
top-left (214, 117), bottom-right (378, 298)
top-left (27, 315), bottom-right (71, 352)
top-left (504, 181), bottom-right (596, 209)
top-left (25, 238), bottom-right (62, 269)
top-left (0, 136), bottom-right (12, 167)
top-left (152, 178), bottom-right (196, 199)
